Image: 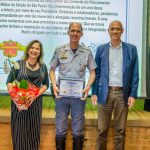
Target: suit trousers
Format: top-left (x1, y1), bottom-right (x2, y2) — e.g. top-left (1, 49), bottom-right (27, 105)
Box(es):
top-left (97, 89), bottom-right (128, 150)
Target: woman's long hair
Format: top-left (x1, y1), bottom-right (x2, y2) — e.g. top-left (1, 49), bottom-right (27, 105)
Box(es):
top-left (22, 40), bottom-right (44, 64)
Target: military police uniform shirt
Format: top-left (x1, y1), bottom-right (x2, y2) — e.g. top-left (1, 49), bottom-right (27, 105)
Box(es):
top-left (50, 43), bottom-right (97, 80)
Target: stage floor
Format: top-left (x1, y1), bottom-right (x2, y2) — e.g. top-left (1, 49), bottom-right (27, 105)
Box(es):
top-left (0, 106), bottom-right (150, 127)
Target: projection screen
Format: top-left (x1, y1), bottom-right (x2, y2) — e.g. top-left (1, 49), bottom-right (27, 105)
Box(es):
top-left (0, 0), bottom-right (148, 97)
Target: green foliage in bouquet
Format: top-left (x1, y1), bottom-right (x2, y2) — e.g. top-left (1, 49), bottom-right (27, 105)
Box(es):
top-left (19, 79), bottom-right (28, 89)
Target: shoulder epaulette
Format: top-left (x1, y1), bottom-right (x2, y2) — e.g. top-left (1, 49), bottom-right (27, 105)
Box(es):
top-left (81, 44), bottom-right (91, 51)
top-left (55, 44), bottom-right (66, 51)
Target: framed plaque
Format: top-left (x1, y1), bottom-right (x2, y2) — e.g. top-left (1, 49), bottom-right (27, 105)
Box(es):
top-left (58, 78), bottom-right (85, 98)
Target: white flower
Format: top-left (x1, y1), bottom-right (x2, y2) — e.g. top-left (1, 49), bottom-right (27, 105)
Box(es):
top-left (11, 60), bottom-right (20, 69)
top-left (12, 80), bottom-right (20, 87)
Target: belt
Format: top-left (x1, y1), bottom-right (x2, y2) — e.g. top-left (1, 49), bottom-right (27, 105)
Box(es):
top-left (109, 86), bottom-right (123, 91)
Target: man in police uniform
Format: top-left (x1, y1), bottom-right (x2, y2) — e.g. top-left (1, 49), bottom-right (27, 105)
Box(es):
top-left (49, 22), bottom-right (96, 150)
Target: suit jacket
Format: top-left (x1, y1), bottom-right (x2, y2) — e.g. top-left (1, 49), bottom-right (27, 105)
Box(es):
top-left (92, 42), bottom-right (139, 105)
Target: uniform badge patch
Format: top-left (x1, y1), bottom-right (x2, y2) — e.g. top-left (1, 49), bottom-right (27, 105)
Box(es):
top-left (60, 51), bottom-right (67, 59)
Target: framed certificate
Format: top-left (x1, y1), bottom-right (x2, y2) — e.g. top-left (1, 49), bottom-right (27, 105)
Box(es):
top-left (58, 78), bottom-right (85, 98)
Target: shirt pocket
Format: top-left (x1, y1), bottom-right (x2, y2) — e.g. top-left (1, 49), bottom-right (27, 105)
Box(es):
top-left (79, 59), bottom-right (88, 72)
top-left (59, 58), bottom-right (70, 71)
top-left (58, 51), bottom-right (70, 63)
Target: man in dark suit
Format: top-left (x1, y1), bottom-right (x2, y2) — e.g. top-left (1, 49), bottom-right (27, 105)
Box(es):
top-left (92, 20), bottom-right (139, 150)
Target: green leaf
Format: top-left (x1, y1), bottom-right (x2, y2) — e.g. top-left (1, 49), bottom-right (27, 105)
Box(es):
top-left (19, 79), bottom-right (28, 89)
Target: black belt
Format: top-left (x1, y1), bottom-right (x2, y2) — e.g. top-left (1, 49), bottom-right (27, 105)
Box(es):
top-left (109, 86), bottom-right (123, 91)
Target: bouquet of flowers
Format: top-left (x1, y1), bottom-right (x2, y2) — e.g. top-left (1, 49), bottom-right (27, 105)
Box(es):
top-left (9, 79), bottom-right (40, 111)
top-left (5, 57), bottom-right (40, 111)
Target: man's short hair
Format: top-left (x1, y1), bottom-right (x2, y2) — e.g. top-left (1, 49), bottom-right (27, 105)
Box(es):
top-left (68, 22), bottom-right (83, 31)
top-left (108, 20), bottom-right (123, 30)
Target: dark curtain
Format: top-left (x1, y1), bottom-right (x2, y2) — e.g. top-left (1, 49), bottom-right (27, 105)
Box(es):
top-left (144, 100), bottom-right (150, 111)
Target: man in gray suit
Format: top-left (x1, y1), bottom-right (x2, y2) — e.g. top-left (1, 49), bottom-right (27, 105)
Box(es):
top-left (92, 20), bottom-right (139, 150)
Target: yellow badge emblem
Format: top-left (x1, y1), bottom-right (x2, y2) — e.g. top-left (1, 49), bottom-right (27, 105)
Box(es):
top-left (60, 51), bottom-right (67, 59)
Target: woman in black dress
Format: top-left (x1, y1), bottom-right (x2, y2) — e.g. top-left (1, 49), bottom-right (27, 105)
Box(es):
top-left (6, 40), bottom-right (49, 150)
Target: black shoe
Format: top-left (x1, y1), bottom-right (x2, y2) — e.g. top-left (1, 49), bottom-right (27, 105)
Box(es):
top-left (55, 136), bottom-right (66, 150)
top-left (73, 135), bottom-right (84, 150)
